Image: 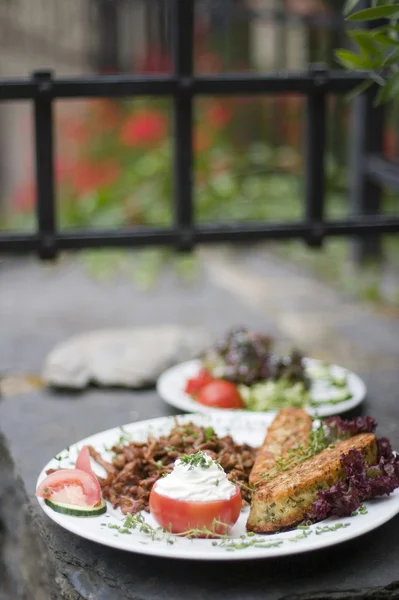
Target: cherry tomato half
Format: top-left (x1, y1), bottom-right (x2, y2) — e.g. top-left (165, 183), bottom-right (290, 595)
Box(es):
top-left (149, 485), bottom-right (242, 536)
top-left (184, 368), bottom-right (215, 396)
top-left (196, 380), bottom-right (244, 409)
top-left (36, 468), bottom-right (101, 507)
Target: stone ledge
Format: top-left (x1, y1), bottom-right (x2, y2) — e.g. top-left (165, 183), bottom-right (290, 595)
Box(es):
top-left (281, 582), bottom-right (399, 600)
top-left (0, 434), bottom-right (69, 600)
top-left (2, 253), bottom-right (399, 600)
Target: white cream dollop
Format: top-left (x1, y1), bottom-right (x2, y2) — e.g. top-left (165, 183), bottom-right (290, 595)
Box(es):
top-left (154, 452), bottom-right (236, 501)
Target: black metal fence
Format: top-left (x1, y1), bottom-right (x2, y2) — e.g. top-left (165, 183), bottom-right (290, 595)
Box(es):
top-left (0, 0), bottom-right (398, 261)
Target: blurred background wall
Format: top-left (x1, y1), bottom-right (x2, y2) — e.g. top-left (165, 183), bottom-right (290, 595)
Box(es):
top-left (0, 0), bottom-right (93, 211)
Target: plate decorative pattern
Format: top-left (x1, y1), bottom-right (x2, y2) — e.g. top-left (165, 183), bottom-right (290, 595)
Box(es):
top-left (36, 413), bottom-right (399, 561)
top-left (156, 358), bottom-right (367, 417)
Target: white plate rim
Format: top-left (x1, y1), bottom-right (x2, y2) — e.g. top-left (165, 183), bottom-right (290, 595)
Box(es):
top-left (35, 412), bottom-right (399, 561)
top-left (156, 358), bottom-right (367, 418)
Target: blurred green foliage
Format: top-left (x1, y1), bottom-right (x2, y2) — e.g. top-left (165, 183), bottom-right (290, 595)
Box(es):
top-left (337, 0), bottom-right (399, 103)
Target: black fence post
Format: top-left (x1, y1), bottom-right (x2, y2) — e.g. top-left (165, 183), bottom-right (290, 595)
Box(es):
top-left (33, 70), bottom-right (57, 260)
top-left (96, 0), bottom-right (119, 72)
top-left (305, 64), bottom-right (327, 248)
top-left (350, 85), bottom-right (385, 264)
top-left (172, 0), bottom-right (194, 251)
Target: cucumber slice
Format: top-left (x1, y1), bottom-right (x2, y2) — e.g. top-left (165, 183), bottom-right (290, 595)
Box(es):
top-left (331, 388), bottom-right (352, 402)
top-left (330, 374), bottom-right (347, 388)
top-left (308, 365), bottom-right (331, 380)
top-left (45, 498), bottom-right (107, 517)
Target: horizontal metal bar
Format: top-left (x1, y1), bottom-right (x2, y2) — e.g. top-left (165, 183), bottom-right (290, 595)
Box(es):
top-left (319, 216), bottom-right (399, 235)
top-left (0, 234), bottom-right (40, 252)
top-left (0, 81), bottom-right (37, 101)
top-left (52, 217), bottom-right (399, 241)
top-left (0, 230), bottom-right (177, 253)
top-left (0, 76), bottom-right (178, 101)
top-left (57, 229), bottom-right (177, 248)
top-left (52, 75), bottom-right (178, 98)
top-left (194, 72), bottom-right (370, 95)
top-left (47, 72), bottom-right (374, 98)
top-left (366, 155), bottom-right (399, 192)
top-left (2, 216), bottom-right (399, 254)
top-left (197, 217), bottom-right (399, 241)
top-left (0, 71), bottom-right (371, 101)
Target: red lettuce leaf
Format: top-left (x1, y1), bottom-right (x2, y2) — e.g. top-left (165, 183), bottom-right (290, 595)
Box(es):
top-left (310, 435), bottom-right (399, 521)
top-left (324, 416), bottom-right (377, 443)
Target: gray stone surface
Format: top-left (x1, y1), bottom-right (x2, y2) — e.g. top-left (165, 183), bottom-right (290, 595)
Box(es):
top-left (0, 254), bottom-right (281, 375)
top-left (2, 380), bottom-right (399, 600)
top-left (2, 249), bottom-right (399, 600)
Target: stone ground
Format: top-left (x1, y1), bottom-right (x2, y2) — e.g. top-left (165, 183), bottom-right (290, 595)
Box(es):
top-left (2, 246), bottom-right (399, 377)
top-left (1, 246), bottom-right (399, 599)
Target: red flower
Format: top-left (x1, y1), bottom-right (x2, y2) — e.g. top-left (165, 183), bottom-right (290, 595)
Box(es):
top-left (72, 161), bottom-right (120, 195)
top-left (120, 110), bottom-right (167, 146)
top-left (207, 103), bottom-right (232, 128)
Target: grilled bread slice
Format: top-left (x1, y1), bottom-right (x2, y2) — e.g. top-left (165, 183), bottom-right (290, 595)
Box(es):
top-left (247, 433), bottom-right (377, 533)
top-left (249, 408), bottom-right (312, 486)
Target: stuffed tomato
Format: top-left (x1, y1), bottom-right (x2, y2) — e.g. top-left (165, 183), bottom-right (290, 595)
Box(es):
top-left (149, 450), bottom-right (242, 536)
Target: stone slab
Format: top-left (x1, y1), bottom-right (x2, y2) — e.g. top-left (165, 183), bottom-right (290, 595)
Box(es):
top-left (0, 256), bottom-right (281, 375)
top-left (2, 251), bottom-right (399, 599)
top-left (2, 375), bottom-right (399, 600)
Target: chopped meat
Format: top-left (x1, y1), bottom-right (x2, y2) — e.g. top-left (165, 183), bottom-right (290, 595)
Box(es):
top-left (88, 446), bottom-right (117, 475)
top-left (88, 421), bottom-right (257, 515)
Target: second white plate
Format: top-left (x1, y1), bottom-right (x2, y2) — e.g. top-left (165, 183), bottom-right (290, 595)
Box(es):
top-left (156, 358), bottom-right (366, 417)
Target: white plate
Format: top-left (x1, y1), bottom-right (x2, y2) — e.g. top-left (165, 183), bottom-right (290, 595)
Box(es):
top-left (36, 413), bottom-right (399, 561)
top-left (156, 358), bottom-right (366, 418)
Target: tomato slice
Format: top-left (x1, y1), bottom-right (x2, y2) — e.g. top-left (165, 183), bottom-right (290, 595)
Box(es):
top-left (196, 380), bottom-right (244, 409)
top-left (149, 485), bottom-right (242, 536)
top-left (36, 469), bottom-right (101, 507)
top-left (184, 368), bottom-right (214, 396)
top-left (75, 446), bottom-right (94, 476)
